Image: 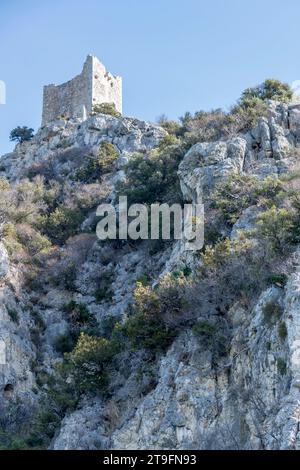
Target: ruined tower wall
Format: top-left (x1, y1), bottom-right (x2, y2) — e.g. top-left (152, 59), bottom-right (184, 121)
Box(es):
top-left (92, 57), bottom-right (122, 114)
top-left (42, 55), bottom-right (122, 126)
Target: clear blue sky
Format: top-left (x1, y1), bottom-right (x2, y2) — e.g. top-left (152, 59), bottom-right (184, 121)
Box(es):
top-left (1, 0), bottom-right (300, 155)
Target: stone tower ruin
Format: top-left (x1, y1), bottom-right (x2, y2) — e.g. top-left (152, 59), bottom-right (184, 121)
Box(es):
top-left (42, 55), bottom-right (122, 126)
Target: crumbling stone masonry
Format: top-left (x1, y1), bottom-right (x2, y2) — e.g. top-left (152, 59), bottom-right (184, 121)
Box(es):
top-left (42, 55), bottom-right (122, 125)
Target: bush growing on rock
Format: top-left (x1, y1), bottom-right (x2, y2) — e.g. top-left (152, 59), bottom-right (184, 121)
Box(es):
top-left (230, 96), bottom-right (269, 131)
top-left (0, 177), bottom-right (46, 228)
top-left (240, 79), bottom-right (293, 104)
top-left (229, 79), bottom-right (293, 132)
top-left (192, 319), bottom-right (229, 359)
top-left (92, 103), bottom-right (121, 118)
top-left (7, 307), bottom-right (19, 324)
top-left (75, 142), bottom-right (119, 182)
top-left (255, 206), bottom-right (296, 253)
top-left (277, 357), bottom-right (287, 376)
top-left (262, 300), bottom-right (284, 325)
top-left (35, 206), bottom-right (84, 244)
top-left (16, 224), bottom-right (52, 257)
top-left (54, 331), bottom-right (77, 354)
top-left (9, 126), bottom-right (34, 144)
top-left (278, 321), bottom-right (288, 341)
top-left (178, 79), bottom-right (293, 143)
top-left (63, 300), bottom-right (95, 327)
top-left (178, 108), bottom-right (247, 144)
top-left (67, 332), bottom-right (121, 392)
top-left (94, 270), bottom-right (114, 303)
top-left (117, 135), bottom-right (185, 206)
top-left (210, 173), bottom-right (285, 226)
top-left (123, 276), bottom-right (188, 353)
top-left (196, 233), bottom-right (273, 312)
top-left (157, 115), bottom-right (181, 136)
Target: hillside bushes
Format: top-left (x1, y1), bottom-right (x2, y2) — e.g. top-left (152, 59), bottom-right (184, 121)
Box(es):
top-left (66, 333), bottom-right (121, 393)
top-left (123, 277), bottom-right (187, 353)
top-left (75, 142), bottom-right (119, 182)
top-left (176, 79), bottom-right (293, 144)
top-left (210, 173), bottom-right (285, 226)
top-left (35, 206), bottom-right (84, 245)
top-left (117, 135), bottom-right (185, 206)
top-left (239, 79), bottom-right (293, 104)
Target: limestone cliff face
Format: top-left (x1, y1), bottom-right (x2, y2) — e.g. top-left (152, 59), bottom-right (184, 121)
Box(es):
top-left (2, 103), bottom-right (300, 449)
top-left (1, 114), bottom-right (166, 181)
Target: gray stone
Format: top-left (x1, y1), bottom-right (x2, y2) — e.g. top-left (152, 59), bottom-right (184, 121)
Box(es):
top-left (42, 56), bottom-right (122, 126)
top-left (0, 243), bottom-right (9, 278)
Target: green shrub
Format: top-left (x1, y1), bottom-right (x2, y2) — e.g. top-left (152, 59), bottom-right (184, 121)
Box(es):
top-left (192, 320), bottom-right (217, 337)
top-left (7, 307), bottom-right (19, 324)
top-left (124, 311), bottom-right (175, 354)
top-left (159, 119), bottom-right (181, 136)
top-left (231, 97), bottom-right (268, 131)
top-left (16, 225), bottom-right (52, 256)
top-left (67, 332), bottom-right (120, 392)
top-left (277, 357), bottom-right (287, 376)
top-left (192, 320), bottom-right (229, 357)
top-left (122, 277), bottom-right (186, 353)
top-left (2, 222), bottom-right (17, 238)
top-left (136, 272), bottom-right (151, 286)
top-left (256, 206), bottom-right (296, 252)
top-left (240, 79), bottom-right (293, 104)
top-left (172, 266), bottom-right (192, 279)
top-left (117, 135), bottom-right (185, 205)
top-left (179, 108), bottom-right (231, 143)
top-left (278, 321), bottom-right (288, 341)
top-left (31, 309), bottom-right (46, 330)
top-left (36, 206), bottom-right (84, 244)
top-left (75, 142), bottom-right (119, 182)
top-left (204, 226), bottom-right (223, 245)
top-left (54, 331), bottom-right (77, 354)
top-left (262, 300), bottom-right (284, 325)
top-left (10, 126), bottom-right (34, 144)
top-left (94, 286), bottom-right (112, 302)
top-left (229, 79), bottom-right (293, 131)
top-left (92, 102), bottom-right (121, 117)
top-left (180, 80), bottom-right (293, 142)
top-left (201, 236), bottom-right (253, 271)
top-left (0, 429), bottom-right (29, 450)
top-left (63, 300), bottom-right (78, 313)
top-left (94, 271), bottom-right (114, 303)
top-left (267, 273), bottom-right (287, 287)
top-left (211, 174), bottom-right (257, 225)
top-left (25, 410), bottom-right (61, 447)
top-left (63, 301), bottom-right (92, 324)
top-left (210, 173), bottom-right (284, 226)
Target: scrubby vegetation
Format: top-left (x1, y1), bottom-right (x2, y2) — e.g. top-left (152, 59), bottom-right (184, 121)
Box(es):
top-left (117, 135), bottom-right (185, 206)
top-left (161, 79), bottom-right (293, 146)
top-left (75, 142), bottom-right (119, 182)
top-left (92, 102), bottom-right (121, 118)
top-left (263, 300), bottom-right (284, 325)
top-left (10, 126), bottom-right (34, 144)
top-left (210, 173), bottom-right (285, 226)
top-left (36, 206), bottom-right (84, 244)
top-left (1, 78), bottom-right (297, 449)
top-left (123, 277), bottom-right (187, 353)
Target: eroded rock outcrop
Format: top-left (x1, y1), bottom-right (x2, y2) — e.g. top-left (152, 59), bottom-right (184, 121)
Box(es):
top-left (2, 102), bottom-right (300, 450)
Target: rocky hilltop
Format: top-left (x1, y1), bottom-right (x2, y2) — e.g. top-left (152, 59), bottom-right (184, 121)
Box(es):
top-left (2, 84), bottom-right (300, 449)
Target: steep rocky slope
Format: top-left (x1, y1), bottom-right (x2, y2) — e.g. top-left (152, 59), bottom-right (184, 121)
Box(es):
top-left (2, 99), bottom-right (300, 450)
